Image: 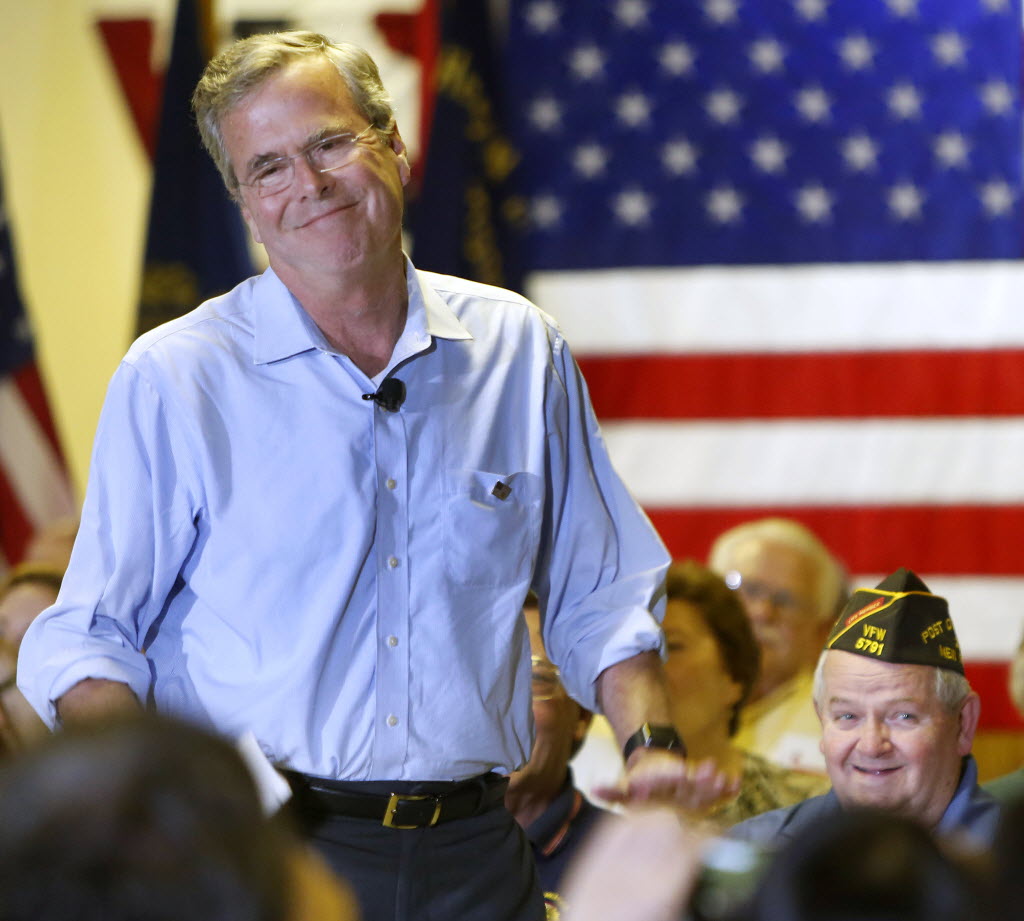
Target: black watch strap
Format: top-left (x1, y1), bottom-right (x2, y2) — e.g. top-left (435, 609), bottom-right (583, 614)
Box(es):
top-left (622, 722), bottom-right (686, 761)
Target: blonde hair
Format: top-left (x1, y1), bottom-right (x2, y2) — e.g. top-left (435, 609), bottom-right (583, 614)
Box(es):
top-left (708, 517), bottom-right (846, 622)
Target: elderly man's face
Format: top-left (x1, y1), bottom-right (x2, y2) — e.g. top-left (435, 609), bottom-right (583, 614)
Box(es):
top-left (817, 651), bottom-right (978, 829)
top-left (725, 537), bottom-right (825, 697)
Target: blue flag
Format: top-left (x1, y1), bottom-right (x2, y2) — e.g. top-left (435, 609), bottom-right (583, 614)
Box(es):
top-left (137, 0), bottom-right (254, 336)
top-left (407, 0), bottom-right (526, 291)
top-left (504, 0), bottom-right (1021, 268)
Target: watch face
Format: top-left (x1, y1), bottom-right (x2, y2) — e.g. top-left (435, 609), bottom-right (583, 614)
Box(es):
top-left (645, 726), bottom-right (681, 749)
top-left (624, 723), bottom-right (685, 761)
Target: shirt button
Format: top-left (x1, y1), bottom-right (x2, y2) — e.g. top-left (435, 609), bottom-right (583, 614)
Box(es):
top-left (387, 714), bottom-right (399, 727)
top-left (388, 556), bottom-right (399, 569)
top-left (385, 478), bottom-right (397, 490)
top-left (387, 635), bottom-right (399, 648)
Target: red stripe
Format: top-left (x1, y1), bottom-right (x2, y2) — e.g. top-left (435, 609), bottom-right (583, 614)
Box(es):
top-left (579, 350), bottom-right (1024, 420)
top-left (646, 504), bottom-right (1024, 576)
top-left (12, 362), bottom-right (64, 459)
top-left (0, 463), bottom-right (34, 565)
top-left (964, 661), bottom-right (1024, 730)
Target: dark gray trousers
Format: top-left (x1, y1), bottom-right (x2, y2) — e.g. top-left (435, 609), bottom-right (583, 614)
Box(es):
top-left (290, 788), bottom-right (545, 921)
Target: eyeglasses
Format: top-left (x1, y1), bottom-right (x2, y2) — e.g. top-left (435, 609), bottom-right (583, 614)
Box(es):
top-left (724, 570), bottom-right (813, 617)
top-left (239, 125), bottom-right (379, 197)
top-left (531, 656), bottom-right (562, 700)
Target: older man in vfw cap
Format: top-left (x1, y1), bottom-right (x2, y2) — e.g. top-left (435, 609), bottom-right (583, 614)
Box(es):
top-left (730, 568), bottom-right (1002, 848)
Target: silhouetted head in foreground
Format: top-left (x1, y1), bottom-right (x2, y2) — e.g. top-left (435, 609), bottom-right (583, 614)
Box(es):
top-left (745, 808), bottom-right (986, 921)
top-left (0, 714), bottom-right (290, 921)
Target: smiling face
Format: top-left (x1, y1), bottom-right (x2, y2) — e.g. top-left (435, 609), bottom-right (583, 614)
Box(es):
top-left (818, 651), bottom-right (978, 829)
top-left (221, 55), bottom-right (410, 286)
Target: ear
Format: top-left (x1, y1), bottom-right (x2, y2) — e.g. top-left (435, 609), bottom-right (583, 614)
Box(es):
top-left (239, 201), bottom-right (262, 245)
top-left (723, 675), bottom-right (743, 711)
top-left (574, 709), bottom-right (593, 748)
top-left (389, 124), bottom-right (412, 187)
top-left (956, 691), bottom-right (981, 756)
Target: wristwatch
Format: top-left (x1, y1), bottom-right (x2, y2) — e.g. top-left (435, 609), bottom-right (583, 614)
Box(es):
top-left (622, 722), bottom-right (686, 761)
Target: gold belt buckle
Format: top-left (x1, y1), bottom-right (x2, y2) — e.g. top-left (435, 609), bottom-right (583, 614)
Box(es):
top-left (383, 792), bottom-right (442, 829)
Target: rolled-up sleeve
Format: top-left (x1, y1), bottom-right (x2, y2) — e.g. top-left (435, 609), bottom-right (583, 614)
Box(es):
top-left (533, 331), bottom-right (670, 712)
top-left (17, 362), bottom-right (201, 727)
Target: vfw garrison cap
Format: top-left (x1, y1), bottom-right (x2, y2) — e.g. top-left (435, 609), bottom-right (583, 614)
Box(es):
top-left (825, 568), bottom-right (963, 674)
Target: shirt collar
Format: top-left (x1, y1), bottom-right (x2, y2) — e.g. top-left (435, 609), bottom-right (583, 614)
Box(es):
top-left (406, 257), bottom-right (474, 343)
top-left (252, 267), bottom-right (330, 365)
top-left (936, 755), bottom-right (978, 834)
top-left (251, 259), bottom-right (473, 369)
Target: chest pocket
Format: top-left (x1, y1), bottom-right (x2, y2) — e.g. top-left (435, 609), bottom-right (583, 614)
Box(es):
top-left (444, 470), bottom-right (543, 587)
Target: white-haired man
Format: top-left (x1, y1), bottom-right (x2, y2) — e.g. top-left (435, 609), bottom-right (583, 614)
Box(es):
top-left (731, 569), bottom-right (1001, 848)
top-left (709, 517), bottom-right (846, 773)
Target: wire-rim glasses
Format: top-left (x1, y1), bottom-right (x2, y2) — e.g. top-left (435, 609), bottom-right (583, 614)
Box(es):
top-left (239, 124), bottom-right (379, 197)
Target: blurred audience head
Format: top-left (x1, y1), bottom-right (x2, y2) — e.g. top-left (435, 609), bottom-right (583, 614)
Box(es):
top-left (708, 518), bottom-right (846, 699)
top-left (745, 809), bottom-right (986, 921)
top-left (0, 713), bottom-right (293, 921)
top-left (0, 563), bottom-right (63, 754)
top-left (990, 795), bottom-right (1024, 921)
top-left (0, 562), bottom-right (63, 652)
top-left (662, 560), bottom-right (760, 741)
top-left (22, 517), bottom-right (78, 573)
top-left (1008, 630), bottom-right (1024, 718)
top-left (507, 593), bottom-right (592, 802)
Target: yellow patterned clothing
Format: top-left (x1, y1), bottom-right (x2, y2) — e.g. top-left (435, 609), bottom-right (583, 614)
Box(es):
top-left (734, 669), bottom-right (826, 774)
top-left (711, 750), bottom-right (831, 829)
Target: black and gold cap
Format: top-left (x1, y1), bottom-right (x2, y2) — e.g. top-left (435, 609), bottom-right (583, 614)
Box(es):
top-left (824, 568), bottom-right (963, 674)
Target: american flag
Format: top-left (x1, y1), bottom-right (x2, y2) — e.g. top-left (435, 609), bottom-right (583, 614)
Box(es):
top-left (412, 0), bottom-right (1024, 722)
top-left (0, 151), bottom-right (75, 575)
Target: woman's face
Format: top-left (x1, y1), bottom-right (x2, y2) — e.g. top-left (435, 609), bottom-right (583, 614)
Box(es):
top-left (662, 599), bottom-right (743, 742)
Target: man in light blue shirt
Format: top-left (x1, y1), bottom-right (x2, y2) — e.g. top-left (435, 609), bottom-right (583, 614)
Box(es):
top-left (17, 30), bottom-right (727, 921)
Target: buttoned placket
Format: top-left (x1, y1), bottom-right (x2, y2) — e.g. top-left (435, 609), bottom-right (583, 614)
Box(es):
top-left (371, 395), bottom-right (411, 767)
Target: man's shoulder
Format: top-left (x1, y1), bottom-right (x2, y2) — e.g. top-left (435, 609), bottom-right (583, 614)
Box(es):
top-left (123, 274), bottom-right (263, 370)
top-left (728, 790), bottom-right (837, 846)
top-left (982, 766), bottom-right (1024, 804)
top-left (416, 269), bottom-right (557, 328)
top-left (416, 269), bottom-right (530, 305)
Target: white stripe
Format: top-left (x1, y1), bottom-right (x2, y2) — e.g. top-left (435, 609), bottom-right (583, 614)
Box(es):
top-left (0, 378), bottom-right (75, 526)
top-left (852, 575), bottom-right (1024, 661)
top-left (602, 418), bottom-right (1024, 506)
top-left (526, 261), bottom-right (1024, 355)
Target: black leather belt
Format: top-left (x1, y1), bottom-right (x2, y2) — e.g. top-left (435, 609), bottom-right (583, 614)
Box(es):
top-left (283, 771), bottom-right (509, 829)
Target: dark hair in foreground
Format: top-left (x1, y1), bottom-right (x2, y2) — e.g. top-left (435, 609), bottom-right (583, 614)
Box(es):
top-left (743, 809), bottom-right (986, 921)
top-left (0, 714), bottom-right (289, 921)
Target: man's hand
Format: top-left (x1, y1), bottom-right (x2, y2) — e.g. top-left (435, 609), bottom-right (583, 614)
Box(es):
top-left (594, 651), bottom-right (739, 810)
top-left (55, 678), bottom-right (142, 727)
top-left (561, 806), bottom-right (712, 921)
top-left (594, 748), bottom-right (740, 812)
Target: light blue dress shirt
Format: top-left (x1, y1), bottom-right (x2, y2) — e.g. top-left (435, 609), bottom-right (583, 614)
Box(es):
top-left (18, 260), bottom-right (669, 780)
